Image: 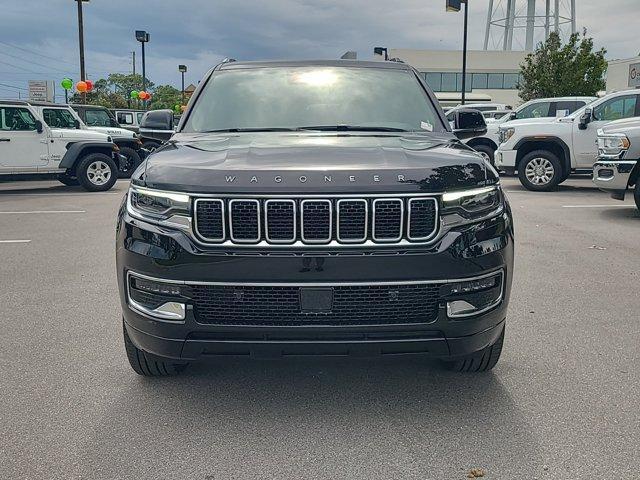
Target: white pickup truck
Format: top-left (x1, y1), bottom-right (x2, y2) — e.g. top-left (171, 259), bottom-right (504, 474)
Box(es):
top-left (446, 97), bottom-right (594, 164)
top-left (496, 89), bottom-right (640, 191)
top-left (0, 100), bottom-right (121, 191)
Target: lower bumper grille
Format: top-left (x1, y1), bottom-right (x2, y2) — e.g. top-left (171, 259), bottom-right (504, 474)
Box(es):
top-left (191, 283), bottom-right (441, 326)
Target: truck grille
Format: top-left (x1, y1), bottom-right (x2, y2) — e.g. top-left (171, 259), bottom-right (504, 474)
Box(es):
top-left (191, 283), bottom-right (441, 326)
top-left (194, 196), bottom-right (438, 246)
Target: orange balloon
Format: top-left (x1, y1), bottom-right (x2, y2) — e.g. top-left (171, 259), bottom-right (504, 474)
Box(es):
top-left (138, 90), bottom-right (146, 99)
top-left (76, 81), bottom-right (88, 92)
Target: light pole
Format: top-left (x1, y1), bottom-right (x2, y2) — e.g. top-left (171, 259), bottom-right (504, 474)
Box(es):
top-left (135, 30), bottom-right (150, 109)
top-left (75, 0), bottom-right (90, 102)
top-left (446, 0), bottom-right (469, 105)
top-left (178, 64), bottom-right (187, 105)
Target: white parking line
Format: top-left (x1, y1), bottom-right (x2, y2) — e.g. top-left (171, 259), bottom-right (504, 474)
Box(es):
top-left (562, 204), bottom-right (634, 208)
top-left (0, 210), bottom-right (86, 214)
top-left (0, 192), bottom-right (121, 197)
top-left (0, 239), bottom-right (31, 244)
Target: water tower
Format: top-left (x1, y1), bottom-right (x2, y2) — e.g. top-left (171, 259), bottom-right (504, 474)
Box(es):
top-left (484, 0), bottom-right (576, 51)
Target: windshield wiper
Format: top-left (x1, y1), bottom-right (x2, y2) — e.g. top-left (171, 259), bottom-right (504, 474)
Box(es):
top-left (297, 125), bottom-right (410, 132)
top-left (202, 127), bottom-right (299, 133)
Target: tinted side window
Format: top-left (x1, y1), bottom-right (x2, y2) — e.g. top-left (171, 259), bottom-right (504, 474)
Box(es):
top-left (85, 109), bottom-right (112, 127)
top-left (593, 95), bottom-right (637, 121)
top-left (553, 101), bottom-right (577, 116)
top-left (117, 112), bottom-right (134, 125)
top-left (0, 107), bottom-right (37, 131)
top-left (516, 101), bottom-right (551, 119)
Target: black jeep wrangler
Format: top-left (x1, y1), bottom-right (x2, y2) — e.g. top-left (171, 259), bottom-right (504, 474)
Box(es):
top-left (116, 60), bottom-right (513, 376)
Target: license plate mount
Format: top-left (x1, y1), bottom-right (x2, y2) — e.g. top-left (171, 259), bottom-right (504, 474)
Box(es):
top-left (299, 287), bottom-right (334, 313)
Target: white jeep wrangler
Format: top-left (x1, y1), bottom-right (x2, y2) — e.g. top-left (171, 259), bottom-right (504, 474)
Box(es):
top-left (0, 100), bottom-right (121, 191)
top-left (496, 89), bottom-right (640, 191)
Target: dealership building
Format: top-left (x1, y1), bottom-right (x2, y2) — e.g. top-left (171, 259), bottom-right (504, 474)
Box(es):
top-left (384, 49), bottom-right (527, 107)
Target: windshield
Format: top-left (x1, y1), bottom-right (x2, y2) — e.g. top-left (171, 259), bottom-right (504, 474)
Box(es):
top-left (85, 109), bottom-right (115, 127)
top-left (183, 66), bottom-right (444, 133)
top-left (42, 108), bottom-right (78, 129)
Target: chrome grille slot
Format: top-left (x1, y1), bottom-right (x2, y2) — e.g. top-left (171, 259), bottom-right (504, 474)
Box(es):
top-left (229, 199), bottom-right (260, 243)
top-left (372, 199), bottom-right (403, 242)
top-left (265, 200), bottom-right (296, 243)
top-left (337, 199), bottom-right (367, 243)
top-left (301, 199), bottom-right (332, 243)
top-left (194, 199), bottom-right (225, 242)
top-left (408, 198), bottom-right (438, 241)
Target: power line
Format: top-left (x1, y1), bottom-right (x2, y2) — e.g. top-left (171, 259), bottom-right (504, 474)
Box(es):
top-left (0, 40), bottom-right (79, 68)
top-left (0, 50), bottom-right (73, 75)
top-left (0, 82), bottom-right (28, 91)
top-left (0, 59), bottom-right (42, 74)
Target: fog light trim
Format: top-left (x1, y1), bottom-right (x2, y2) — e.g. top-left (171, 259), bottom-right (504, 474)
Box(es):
top-left (127, 271), bottom-right (187, 322)
top-left (446, 271), bottom-right (504, 318)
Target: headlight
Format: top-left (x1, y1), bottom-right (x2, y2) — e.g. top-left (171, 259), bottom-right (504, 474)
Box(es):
top-left (127, 186), bottom-right (191, 227)
top-left (499, 127), bottom-right (515, 144)
top-left (441, 185), bottom-right (504, 226)
top-left (597, 133), bottom-right (630, 159)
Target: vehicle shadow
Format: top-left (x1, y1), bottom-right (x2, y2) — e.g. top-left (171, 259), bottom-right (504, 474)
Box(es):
top-left (598, 206), bottom-right (640, 220)
top-left (79, 356), bottom-right (545, 479)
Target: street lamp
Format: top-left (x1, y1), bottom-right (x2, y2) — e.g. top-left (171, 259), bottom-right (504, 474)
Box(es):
top-left (135, 30), bottom-right (150, 109)
top-left (74, 0), bottom-right (90, 102)
top-left (178, 64), bottom-right (187, 105)
top-left (446, 0), bottom-right (469, 105)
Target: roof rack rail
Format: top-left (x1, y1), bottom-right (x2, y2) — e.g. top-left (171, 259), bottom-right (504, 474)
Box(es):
top-left (221, 58), bottom-right (237, 64)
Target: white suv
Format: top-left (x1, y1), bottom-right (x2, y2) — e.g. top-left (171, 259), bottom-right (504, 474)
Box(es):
top-left (448, 96), bottom-right (594, 164)
top-left (496, 89), bottom-right (640, 191)
top-left (0, 100), bottom-right (121, 191)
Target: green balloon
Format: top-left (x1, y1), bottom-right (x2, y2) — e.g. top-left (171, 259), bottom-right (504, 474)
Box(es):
top-left (61, 78), bottom-right (73, 90)
top-left (130, 90), bottom-right (139, 99)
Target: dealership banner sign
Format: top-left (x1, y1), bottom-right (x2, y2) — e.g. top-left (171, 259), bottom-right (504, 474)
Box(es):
top-left (629, 63), bottom-right (640, 88)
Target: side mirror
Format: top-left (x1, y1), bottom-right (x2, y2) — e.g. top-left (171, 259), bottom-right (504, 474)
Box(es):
top-left (509, 111), bottom-right (517, 120)
top-left (34, 120), bottom-right (43, 133)
top-left (578, 107), bottom-right (592, 130)
top-left (74, 119), bottom-right (81, 129)
top-left (452, 109), bottom-right (487, 140)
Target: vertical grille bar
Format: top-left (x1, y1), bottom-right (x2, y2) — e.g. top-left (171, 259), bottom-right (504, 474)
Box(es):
top-left (301, 199), bottom-right (332, 243)
top-left (264, 199), bottom-right (296, 243)
top-left (372, 198), bottom-right (404, 242)
top-left (336, 199), bottom-right (368, 243)
top-left (229, 199), bottom-right (261, 243)
top-left (194, 199), bottom-right (225, 242)
top-left (407, 198), bottom-right (438, 241)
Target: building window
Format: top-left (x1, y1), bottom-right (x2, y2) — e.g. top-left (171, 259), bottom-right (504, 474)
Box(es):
top-left (503, 73), bottom-right (520, 89)
top-left (487, 73), bottom-right (504, 89)
top-left (456, 73), bottom-right (472, 92)
top-left (441, 73), bottom-right (457, 92)
top-left (425, 72), bottom-right (442, 91)
top-left (472, 73), bottom-right (488, 89)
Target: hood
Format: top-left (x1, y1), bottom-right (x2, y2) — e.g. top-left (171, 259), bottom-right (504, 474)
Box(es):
top-left (87, 126), bottom-right (135, 138)
top-left (51, 128), bottom-right (111, 141)
top-left (138, 132), bottom-right (494, 194)
top-left (501, 116), bottom-right (566, 128)
top-left (598, 117), bottom-right (640, 135)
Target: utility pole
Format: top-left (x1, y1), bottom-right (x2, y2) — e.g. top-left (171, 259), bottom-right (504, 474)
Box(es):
top-left (461, 0), bottom-right (468, 104)
top-left (75, 0), bottom-right (89, 102)
top-left (132, 51), bottom-right (136, 76)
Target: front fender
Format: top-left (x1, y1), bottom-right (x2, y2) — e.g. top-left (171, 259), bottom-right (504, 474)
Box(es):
top-left (60, 141), bottom-right (117, 169)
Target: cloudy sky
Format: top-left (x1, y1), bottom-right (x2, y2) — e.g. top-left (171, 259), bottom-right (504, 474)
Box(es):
top-left (1, 0), bottom-right (637, 99)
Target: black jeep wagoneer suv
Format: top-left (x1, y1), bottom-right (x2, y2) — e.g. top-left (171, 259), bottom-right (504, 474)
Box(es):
top-left (116, 60), bottom-right (513, 376)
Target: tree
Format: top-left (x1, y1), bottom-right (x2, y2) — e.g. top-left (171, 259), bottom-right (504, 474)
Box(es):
top-left (518, 31), bottom-right (607, 101)
top-left (149, 85), bottom-right (181, 110)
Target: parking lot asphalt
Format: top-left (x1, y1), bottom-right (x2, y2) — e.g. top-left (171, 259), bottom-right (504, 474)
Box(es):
top-left (0, 176), bottom-right (638, 479)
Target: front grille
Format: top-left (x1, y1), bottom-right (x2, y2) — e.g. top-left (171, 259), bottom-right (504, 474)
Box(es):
top-left (191, 283), bottom-right (441, 326)
top-left (193, 195), bottom-right (438, 246)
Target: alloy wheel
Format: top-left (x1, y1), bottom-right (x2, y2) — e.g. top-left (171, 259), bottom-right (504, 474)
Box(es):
top-left (524, 157), bottom-right (554, 185)
top-left (86, 160), bottom-right (112, 186)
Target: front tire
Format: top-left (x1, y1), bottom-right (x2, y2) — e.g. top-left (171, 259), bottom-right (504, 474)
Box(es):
top-left (76, 153), bottom-right (118, 192)
top-left (443, 327), bottom-right (505, 372)
top-left (634, 182), bottom-right (640, 211)
top-left (518, 150), bottom-right (563, 191)
top-left (117, 146), bottom-right (142, 179)
top-left (473, 144), bottom-right (495, 166)
top-left (123, 322), bottom-right (189, 377)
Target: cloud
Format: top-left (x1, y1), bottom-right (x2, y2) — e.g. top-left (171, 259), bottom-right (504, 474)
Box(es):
top-left (0, 0), bottom-right (636, 94)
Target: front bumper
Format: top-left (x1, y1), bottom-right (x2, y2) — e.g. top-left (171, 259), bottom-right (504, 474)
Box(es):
top-left (495, 148), bottom-right (517, 173)
top-left (116, 208), bottom-right (514, 361)
top-left (593, 159), bottom-right (638, 200)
